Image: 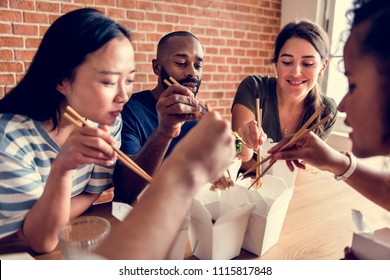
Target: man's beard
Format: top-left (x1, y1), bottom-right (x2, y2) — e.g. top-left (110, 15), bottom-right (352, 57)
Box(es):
top-left (160, 67), bottom-right (202, 96)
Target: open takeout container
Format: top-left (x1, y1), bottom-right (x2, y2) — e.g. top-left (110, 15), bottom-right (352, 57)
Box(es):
top-left (189, 181), bottom-right (254, 260)
top-left (220, 174), bottom-right (293, 256)
top-left (188, 197), bottom-right (254, 260)
top-left (350, 210), bottom-right (390, 259)
top-left (260, 138), bottom-right (299, 187)
top-left (112, 202), bottom-right (189, 260)
top-left (351, 228), bottom-right (390, 259)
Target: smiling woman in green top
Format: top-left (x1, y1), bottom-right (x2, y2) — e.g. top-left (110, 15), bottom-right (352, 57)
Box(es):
top-left (232, 19), bottom-right (337, 171)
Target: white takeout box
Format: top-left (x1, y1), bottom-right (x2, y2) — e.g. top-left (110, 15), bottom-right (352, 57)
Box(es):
top-left (112, 202), bottom-right (189, 260)
top-left (227, 157), bottom-right (242, 182)
top-left (189, 184), bottom-right (254, 260)
top-left (351, 227), bottom-right (390, 259)
top-left (261, 138), bottom-right (299, 187)
top-left (220, 174), bottom-right (293, 256)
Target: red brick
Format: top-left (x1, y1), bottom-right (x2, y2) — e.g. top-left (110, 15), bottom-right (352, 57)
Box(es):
top-left (0, 36), bottom-right (24, 47)
top-left (37, 1), bottom-right (60, 13)
top-left (219, 99), bottom-right (231, 107)
top-left (190, 27), bottom-right (205, 36)
top-left (211, 56), bottom-right (225, 64)
top-left (0, 10), bottom-right (23, 22)
top-left (226, 57), bottom-right (239, 64)
top-left (153, 3), bottom-right (172, 13)
top-left (39, 25), bottom-right (50, 37)
top-left (211, 38), bottom-right (225, 46)
top-left (0, 62), bottom-right (24, 72)
top-left (204, 47), bottom-right (218, 55)
top-left (218, 65), bottom-right (229, 72)
top-left (107, 8), bottom-right (126, 19)
top-left (16, 73), bottom-right (26, 83)
top-left (233, 49), bottom-right (245, 56)
top-left (145, 12), bottom-right (163, 22)
top-left (0, 49), bottom-right (14, 60)
top-left (138, 22), bottom-right (156, 32)
top-left (134, 73), bottom-right (147, 82)
top-left (164, 14), bottom-right (179, 23)
top-left (156, 24), bottom-right (173, 33)
top-left (60, 4), bottom-right (84, 14)
top-left (136, 1), bottom-right (154, 10)
top-left (137, 43), bottom-right (155, 52)
top-left (95, 0), bottom-right (116, 6)
top-left (48, 14), bottom-right (61, 25)
top-left (13, 24), bottom-right (38, 36)
top-left (117, 0), bottom-right (136, 9)
top-left (0, 74), bottom-right (16, 85)
top-left (15, 49), bottom-right (36, 61)
top-left (178, 16), bottom-right (194, 26)
top-left (23, 12), bottom-right (49, 24)
top-left (126, 10), bottom-right (145, 21)
top-left (135, 63), bottom-right (151, 72)
top-left (73, 0), bottom-right (94, 4)
top-left (25, 38), bottom-right (41, 48)
top-left (180, 0), bottom-right (195, 5)
top-left (146, 33), bottom-right (161, 43)
top-left (0, 23), bottom-right (12, 34)
top-left (10, 0), bottom-right (36, 10)
top-left (118, 20), bottom-right (136, 31)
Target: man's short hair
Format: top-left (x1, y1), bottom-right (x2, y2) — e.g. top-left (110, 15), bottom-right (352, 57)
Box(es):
top-left (157, 31), bottom-right (199, 58)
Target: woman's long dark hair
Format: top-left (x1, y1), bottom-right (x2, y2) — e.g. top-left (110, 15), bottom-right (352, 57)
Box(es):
top-left (271, 19), bottom-right (330, 137)
top-left (349, 0), bottom-right (390, 142)
top-left (0, 8), bottom-right (131, 130)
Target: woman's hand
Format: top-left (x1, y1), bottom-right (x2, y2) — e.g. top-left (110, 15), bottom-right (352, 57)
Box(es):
top-left (237, 120), bottom-right (267, 151)
top-left (268, 131), bottom-right (344, 173)
top-left (54, 125), bottom-right (117, 172)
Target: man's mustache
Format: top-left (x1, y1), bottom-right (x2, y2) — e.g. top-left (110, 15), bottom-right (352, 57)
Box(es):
top-left (177, 77), bottom-right (200, 85)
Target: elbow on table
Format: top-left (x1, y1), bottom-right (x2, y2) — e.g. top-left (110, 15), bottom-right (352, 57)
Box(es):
top-left (18, 230), bottom-right (59, 254)
top-left (30, 239), bottom-right (58, 254)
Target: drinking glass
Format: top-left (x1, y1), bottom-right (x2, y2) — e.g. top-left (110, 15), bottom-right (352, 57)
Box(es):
top-left (58, 216), bottom-right (110, 260)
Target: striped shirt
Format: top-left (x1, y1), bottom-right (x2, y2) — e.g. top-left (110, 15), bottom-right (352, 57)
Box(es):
top-left (0, 113), bottom-right (122, 239)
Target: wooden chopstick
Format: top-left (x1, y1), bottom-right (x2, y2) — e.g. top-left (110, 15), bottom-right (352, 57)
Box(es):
top-left (164, 76), bottom-right (209, 112)
top-left (255, 98), bottom-right (262, 188)
top-left (64, 106), bottom-right (153, 183)
top-left (242, 108), bottom-right (331, 179)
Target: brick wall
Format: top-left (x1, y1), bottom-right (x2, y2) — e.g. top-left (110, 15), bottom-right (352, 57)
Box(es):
top-left (0, 0), bottom-right (281, 120)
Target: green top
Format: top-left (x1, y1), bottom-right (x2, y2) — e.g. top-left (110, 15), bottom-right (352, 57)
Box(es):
top-left (232, 75), bottom-right (338, 142)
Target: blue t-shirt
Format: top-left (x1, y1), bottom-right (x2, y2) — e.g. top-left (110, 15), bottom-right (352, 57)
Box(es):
top-left (121, 90), bottom-right (198, 157)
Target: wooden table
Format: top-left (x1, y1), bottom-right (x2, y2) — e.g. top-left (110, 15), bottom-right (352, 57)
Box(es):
top-left (2, 166), bottom-right (388, 260)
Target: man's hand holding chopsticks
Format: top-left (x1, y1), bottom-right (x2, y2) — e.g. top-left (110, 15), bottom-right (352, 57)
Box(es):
top-left (156, 84), bottom-right (202, 138)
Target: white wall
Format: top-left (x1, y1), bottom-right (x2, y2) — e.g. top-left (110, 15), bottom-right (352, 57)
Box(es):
top-left (281, 0), bottom-right (326, 28)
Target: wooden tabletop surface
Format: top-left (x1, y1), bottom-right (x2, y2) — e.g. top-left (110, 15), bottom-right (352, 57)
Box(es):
top-left (1, 165), bottom-right (388, 260)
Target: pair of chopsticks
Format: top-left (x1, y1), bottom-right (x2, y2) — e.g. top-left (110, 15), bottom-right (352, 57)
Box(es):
top-left (163, 76), bottom-right (209, 113)
top-left (244, 104), bottom-right (331, 188)
top-left (63, 105), bottom-right (153, 183)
